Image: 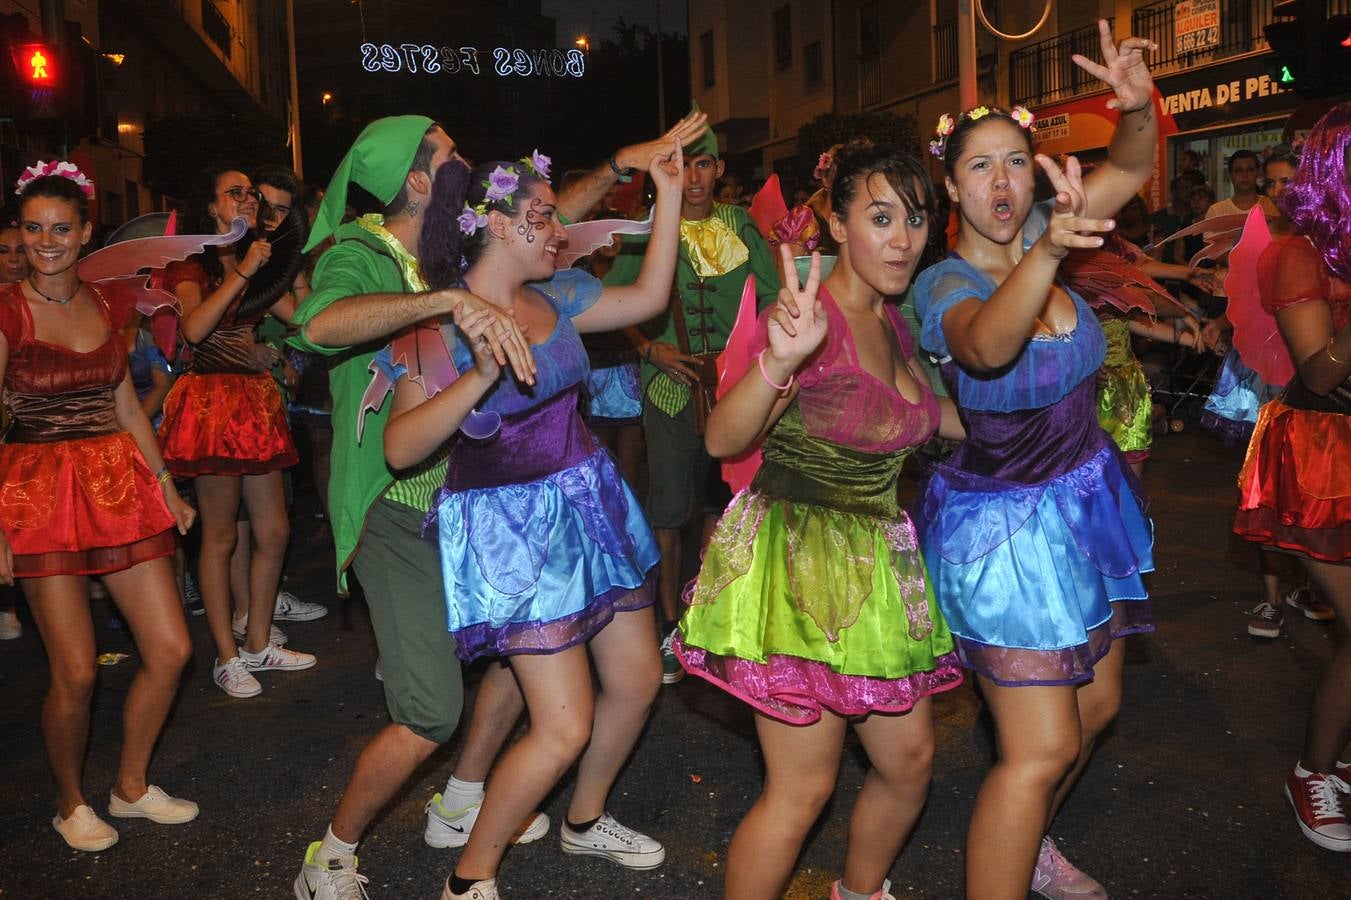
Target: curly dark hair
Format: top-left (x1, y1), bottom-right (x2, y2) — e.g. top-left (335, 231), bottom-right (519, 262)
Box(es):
top-left (421, 159), bottom-right (549, 290)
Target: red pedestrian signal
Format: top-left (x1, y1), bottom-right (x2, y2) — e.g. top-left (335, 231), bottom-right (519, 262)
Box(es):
top-left (12, 42), bottom-right (57, 85)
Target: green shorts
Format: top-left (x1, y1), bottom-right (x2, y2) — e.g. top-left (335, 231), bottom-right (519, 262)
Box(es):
top-left (642, 396), bottom-right (730, 529)
top-left (350, 497), bottom-right (463, 744)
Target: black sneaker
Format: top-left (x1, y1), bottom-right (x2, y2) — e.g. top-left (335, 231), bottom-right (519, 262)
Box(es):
top-left (183, 572), bottom-right (205, 617)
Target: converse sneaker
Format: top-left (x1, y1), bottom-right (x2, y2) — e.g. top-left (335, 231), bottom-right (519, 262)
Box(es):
top-left (1285, 587), bottom-right (1335, 622)
top-left (1285, 767), bottom-right (1351, 852)
top-left (1031, 836), bottom-right (1107, 899)
top-left (0, 608), bottom-right (22, 640)
top-left (213, 656), bottom-right (262, 698)
top-left (182, 571), bottom-right (205, 616)
top-left (660, 630), bottom-right (684, 685)
top-left (831, 878), bottom-right (896, 900)
top-left (424, 792), bottom-right (549, 849)
top-left (294, 841), bottom-right (370, 900)
top-left (560, 813), bottom-right (665, 869)
top-left (52, 804), bottom-right (118, 852)
top-left (232, 613), bottom-right (289, 646)
top-left (440, 877), bottom-right (497, 900)
top-left (108, 785), bottom-right (198, 824)
top-left (273, 589), bottom-right (329, 622)
top-left (240, 642), bottom-right (316, 672)
top-left (1247, 602), bottom-right (1283, 639)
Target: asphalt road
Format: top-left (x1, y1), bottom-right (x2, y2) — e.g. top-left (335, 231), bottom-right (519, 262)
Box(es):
top-left (0, 424), bottom-right (1346, 899)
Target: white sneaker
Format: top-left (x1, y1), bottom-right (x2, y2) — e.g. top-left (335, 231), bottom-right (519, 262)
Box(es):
top-left (0, 608), bottom-right (21, 640)
top-left (52, 804), bottom-right (118, 852)
top-left (241, 642), bottom-right (316, 672)
top-left (441, 878), bottom-right (497, 900)
top-left (424, 792), bottom-right (549, 849)
top-left (232, 613), bottom-right (289, 646)
top-left (273, 589), bottom-right (329, 622)
top-left (294, 841), bottom-right (370, 900)
top-left (108, 785), bottom-right (199, 824)
top-left (559, 813), bottom-right (665, 869)
top-left (213, 656), bottom-right (262, 698)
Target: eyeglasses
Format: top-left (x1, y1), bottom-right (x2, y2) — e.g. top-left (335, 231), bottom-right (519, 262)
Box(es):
top-left (220, 186), bottom-right (261, 203)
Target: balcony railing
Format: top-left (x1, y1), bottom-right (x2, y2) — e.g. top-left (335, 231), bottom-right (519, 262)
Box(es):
top-left (1132, 0), bottom-right (1276, 77)
top-left (200, 0), bottom-right (232, 57)
top-left (934, 19), bottom-right (957, 82)
top-left (1009, 18), bottom-right (1113, 108)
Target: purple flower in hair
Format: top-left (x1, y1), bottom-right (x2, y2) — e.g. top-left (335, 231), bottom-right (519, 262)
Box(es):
top-left (529, 150), bottom-right (552, 179)
top-left (484, 165), bottom-right (519, 202)
top-left (458, 204), bottom-right (487, 236)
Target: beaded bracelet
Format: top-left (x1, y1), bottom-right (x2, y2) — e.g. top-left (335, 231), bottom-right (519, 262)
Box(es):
top-left (757, 349), bottom-right (795, 392)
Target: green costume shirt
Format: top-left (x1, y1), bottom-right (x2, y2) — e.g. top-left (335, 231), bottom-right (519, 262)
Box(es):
top-left (287, 219), bottom-right (444, 592)
top-left (603, 202), bottom-right (779, 415)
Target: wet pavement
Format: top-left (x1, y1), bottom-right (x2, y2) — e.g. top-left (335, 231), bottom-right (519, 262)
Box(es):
top-left (0, 424), bottom-right (1346, 899)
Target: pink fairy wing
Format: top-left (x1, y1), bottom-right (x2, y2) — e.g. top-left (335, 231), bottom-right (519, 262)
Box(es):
top-left (1226, 207), bottom-right (1292, 386)
top-left (78, 217), bottom-right (248, 282)
top-left (1152, 213), bottom-right (1251, 247)
top-left (749, 175), bottom-right (789, 241)
top-left (558, 215), bottom-right (654, 269)
top-left (716, 275), bottom-right (763, 493)
top-left (357, 365), bottom-right (394, 443)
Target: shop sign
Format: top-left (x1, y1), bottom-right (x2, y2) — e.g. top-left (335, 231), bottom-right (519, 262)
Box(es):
top-left (1156, 55), bottom-right (1297, 132)
top-left (1175, 0), bottom-right (1220, 55)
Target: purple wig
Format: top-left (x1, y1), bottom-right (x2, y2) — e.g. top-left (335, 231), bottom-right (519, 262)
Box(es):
top-left (1279, 101), bottom-right (1351, 282)
top-left (421, 159), bottom-right (547, 291)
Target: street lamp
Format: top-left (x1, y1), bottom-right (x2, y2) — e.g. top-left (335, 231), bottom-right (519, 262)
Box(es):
top-left (321, 91), bottom-right (334, 105)
top-left (575, 36), bottom-right (589, 53)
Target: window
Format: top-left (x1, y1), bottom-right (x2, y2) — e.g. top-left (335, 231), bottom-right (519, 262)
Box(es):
top-left (701, 29), bottom-right (715, 87)
top-left (125, 180), bottom-right (140, 219)
top-left (858, 1), bottom-right (882, 106)
top-left (804, 40), bottom-right (823, 89)
top-left (773, 5), bottom-right (792, 72)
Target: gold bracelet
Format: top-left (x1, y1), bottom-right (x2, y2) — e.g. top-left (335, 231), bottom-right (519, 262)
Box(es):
top-left (1327, 338), bottom-right (1347, 365)
top-left (156, 469), bottom-right (174, 486)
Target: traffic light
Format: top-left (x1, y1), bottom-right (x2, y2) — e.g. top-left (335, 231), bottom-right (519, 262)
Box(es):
top-left (1265, 3), bottom-right (1351, 98)
top-left (12, 42), bottom-right (57, 85)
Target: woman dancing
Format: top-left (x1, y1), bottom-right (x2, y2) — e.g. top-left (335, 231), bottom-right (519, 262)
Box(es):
top-left (1232, 101), bottom-right (1351, 851)
top-left (157, 166), bottom-right (313, 698)
top-left (675, 145), bottom-right (965, 900)
top-left (0, 166), bottom-right (196, 850)
top-left (914, 21), bottom-right (1157, 898)
top-left (381, 140), bottom-right (683, 900)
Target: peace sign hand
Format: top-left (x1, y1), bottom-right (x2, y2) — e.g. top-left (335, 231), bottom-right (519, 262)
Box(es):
top-left (765, 246), bottom-right (829, 372)
top-left (1071, 19), bottom-right (1156, 113)
top-left (1034, 154), bottom-right (1117, 259)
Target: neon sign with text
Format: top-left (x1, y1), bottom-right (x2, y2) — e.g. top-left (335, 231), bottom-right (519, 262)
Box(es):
top-left (359, 44), bottom-right (586, 77)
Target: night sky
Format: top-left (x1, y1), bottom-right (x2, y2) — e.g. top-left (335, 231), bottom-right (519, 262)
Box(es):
top-left (540, 0), bottom-right (686, 42)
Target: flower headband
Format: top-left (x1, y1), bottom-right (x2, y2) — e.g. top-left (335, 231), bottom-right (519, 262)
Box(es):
top-left (928, 106), bottom-right (1035, 160)
top-left (812, 150), bottom-right (834, 183)
top-left (459, 149), bottom-right (552, 237)
top-left (14, 159), bottom-right (96, 197)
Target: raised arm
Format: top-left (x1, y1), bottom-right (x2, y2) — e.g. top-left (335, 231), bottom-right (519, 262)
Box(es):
top-left (178, 241), bottom-right (271, 344)
top-left (1074, 20), bottom-right (1159, 221)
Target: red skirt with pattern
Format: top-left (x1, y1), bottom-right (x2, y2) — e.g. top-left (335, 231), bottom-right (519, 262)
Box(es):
top-left (1234, 399), bottom-right (1351, 562)
top-left (0, 432), bottom-right (176, 577)
top-left (157, 372), bottom-right (298, 477)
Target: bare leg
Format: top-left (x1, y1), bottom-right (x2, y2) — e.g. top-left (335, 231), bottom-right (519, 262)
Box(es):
top-left (230, 520), bottom-right (252, 624)
top-left (965, 678), bottom-right (1082, 900)
top-left (654, 528), bottom-right (682, 626)
top-left (193, 474), bottom-right (243, 662)
top-left (455, 646), bottom-right (595, 881)
top-left (453, 661), bottom-right (523, 783)
top-left (1047, 641), bottom-right (1124, 823)
top-left (842, 700), bottom-right (937, 895)
top-left (1260, 547), bottom-right (1283, 606)
top-left (723, 712), bottom-right (847, 900)
top-left (1299, 559), bottom-right (1351, 772)
top-left (566, 607), bottom-right (661, 821)
top-left (330, 724), bottom-right (441, 843)
top-left (101, 557), bottom-right (193, 803)
top-left (240, 471), bottom-right (290, 654)
top-left (23, 575), bottom-right (98, 818)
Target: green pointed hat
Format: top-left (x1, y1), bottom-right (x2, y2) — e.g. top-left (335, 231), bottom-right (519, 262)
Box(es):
top-left (682, 102), bottom-right (719, 160)
top-left (305, 114), bottom-right (435, 251)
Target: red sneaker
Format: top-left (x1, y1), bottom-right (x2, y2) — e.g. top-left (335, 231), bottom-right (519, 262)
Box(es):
top-left (1285, 767), bottom-right (1351, 852)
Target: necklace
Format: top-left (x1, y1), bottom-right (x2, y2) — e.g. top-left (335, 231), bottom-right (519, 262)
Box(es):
top-left (27, 275), bottom-right (81, 305)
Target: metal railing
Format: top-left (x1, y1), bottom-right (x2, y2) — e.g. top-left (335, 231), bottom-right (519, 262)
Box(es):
top-left (1132, 0), bottom-right (1275, 77)
top-left (200, 0), bottom-right (232, 56)
top-left (1009, 18), bottom-right (1113, 108)
top-left (934, 19), bottom-right (957, 82)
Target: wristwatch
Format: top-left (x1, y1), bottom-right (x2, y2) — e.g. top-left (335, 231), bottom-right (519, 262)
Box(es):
top-left (608, 154), bottom-right (634, 184)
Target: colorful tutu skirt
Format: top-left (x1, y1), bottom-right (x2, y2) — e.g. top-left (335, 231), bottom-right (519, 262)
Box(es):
top-left (0, 432), bottom-right (176, 576)
top-left (1234, 399), bottom-right (1351, 562)
top-left (1096, 319), bottom-right (1152, 462)
top-left (158, 372), bottom-right (297, 477)
top-left (1202, 348), bottom-right (1281, 446)
top-left (429, 446), bottom-right (659, 662)
top-left (919, 445), bottom-right (1156, 687)
top-left (676, 490), bottom-right (963, 724)
top-left (585, 357), bottom-right (642, 424)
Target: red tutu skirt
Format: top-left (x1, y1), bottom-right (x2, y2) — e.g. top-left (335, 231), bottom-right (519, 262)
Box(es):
top-left (0, 432), bottom-right (176, 577)
top-left (158, 372), bottom-right (298, 477)
top-left (1234, 399), bottom-right (1351, 562)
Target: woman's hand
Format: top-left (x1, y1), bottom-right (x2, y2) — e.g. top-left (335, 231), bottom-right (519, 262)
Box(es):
top-left (614, 111), bottom-right (709, 172)
top-left (0, 531), bottom-right (13, 585)
top-left (1034, 155), bottom-right (1117, 259)
top-left (1175, 315), bottom-right (1203, 349)
top-left (1071, 19), bottom-right (1157, 113)
top-left (765, 246), bottom-right (828, 372)
top-left (163, 487), bottom-right (196, 536)
top-left (441, 289), bottom-right (535, 386)
top-left (648, 134), bottom-right (685, 197)
top-left (453, 302), bottom-right (502, 384)
top-left (240, 238), bottom-right (272, 277)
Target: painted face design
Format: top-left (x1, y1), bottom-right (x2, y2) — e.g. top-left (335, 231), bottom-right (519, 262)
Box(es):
top-left (518, 197), bottom-right (550, 243)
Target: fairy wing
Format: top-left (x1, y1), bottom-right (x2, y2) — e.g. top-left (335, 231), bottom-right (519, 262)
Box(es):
top-left (1059, 248), bottom-right (1164, 317)
top-left (557, 213), bottom-right (654, 270)
top-left (1148, 213), bottom-right (1250, 269)
top-left (716, 274), bottom-right (763, 493)
top-left (1225, 206), bottom-right (1292, 386)
top-left (748, 175), bottom-right (789, 241)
